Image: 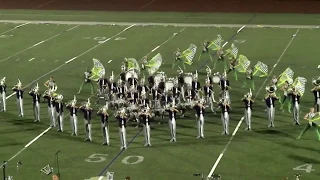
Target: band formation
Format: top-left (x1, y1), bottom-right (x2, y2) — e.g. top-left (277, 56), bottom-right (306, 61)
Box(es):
top-left (0, 35), bottom-right (320, 150)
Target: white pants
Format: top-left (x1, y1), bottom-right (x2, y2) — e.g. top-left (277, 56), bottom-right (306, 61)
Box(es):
top-left (168, 118), bottom-right (176, 139)
top-left (119, 126), bottom-right (127, 148)
top-left (221, 112), bottom-right (229, 134)
top-left (70, 114), bottom-right (78, 135)
top-left (293, 103), bottom-right (299, 123)
top-left (267, 106), bottom-right (275, 126)
top-left (84, 120), bottom-right (92, 140)
top-left (57, 112), bottom-right (64, 131)
top-left (102, 122), bottom-right (110, 144)
top-left (49, 105), bottom-right (56, 127)
top-left (33, 102), bottom-right (40, 121)
top-left (16, 98), bottom-right (23, 116)
top-left (197, 114), bottom-right (204, 137)
top-left (143, 123), bottom-right (151, 145)
top-left (0, 93), bottom-right (6, 111)
top-left (244, 108), bottom-right (252, 129)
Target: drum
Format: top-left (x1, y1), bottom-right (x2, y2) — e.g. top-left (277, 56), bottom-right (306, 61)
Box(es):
top-left (125, 70), bottom-right (138, 81)
top-left (184, 74), bottom-right (193, 87)
top-left (165, 79), bottom-right (174, 92)
top-left (212, 74), bottom-right (221, 84)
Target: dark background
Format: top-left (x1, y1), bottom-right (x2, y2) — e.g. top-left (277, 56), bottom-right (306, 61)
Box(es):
top-left (0, 0), bottom-right (320, 13)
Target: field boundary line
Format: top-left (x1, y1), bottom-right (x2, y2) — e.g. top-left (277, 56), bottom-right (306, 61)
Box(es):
top-left (207, 29), bottom-right (300, 178)
top-left (97, 27), bottom-right (187, 177)
top-left (0, 22), bottom-right (30, 35)
top-left (0, 20), bottom-right (317, 29)
top-left (0, 25), bottom-right (80, 63)
top-left (6, 24), bottom-right (135, 100)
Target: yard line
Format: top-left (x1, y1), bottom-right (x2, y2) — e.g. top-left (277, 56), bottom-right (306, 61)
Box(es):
top-left (207, 29), bottom-right (300, 178)
top-left (6, 24), bottom-right (135, 100)
top-left (0, 25), bottom-right (79, 63)
top-left (97, 27), bottom-right (187, 176)
top-left (0, 20), bottom-right (316, 29)
top-left (0, 22), bottom-right (30, 36)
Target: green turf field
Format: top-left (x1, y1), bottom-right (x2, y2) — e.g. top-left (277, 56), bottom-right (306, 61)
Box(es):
top-left (0, 11), bottom-right (319, 180)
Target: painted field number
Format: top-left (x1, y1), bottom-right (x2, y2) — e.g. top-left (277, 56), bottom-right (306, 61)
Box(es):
top-left (85, 154), bottom-right (108, 163)
top-left (293, 164), bottom-right (315, 173)
top-left (85, 154), bottom-right (144, 165)
top-left (121, 156), bottom-right (144, 165)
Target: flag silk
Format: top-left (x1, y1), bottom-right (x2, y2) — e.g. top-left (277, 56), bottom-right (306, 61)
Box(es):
top-left (292, 77), bottom-right (307, 96)
top-left (225, 44), bottom-right (238, 60)
top-left (277, 67), bottom-right (294, 87)
top-left (145, 53), bottom-right (163, 75)
top-left (126, 58), bottom-right (141, 72)
top-left (253, 61), bottom-right (268, 77)
top-left (235, 54), bottom-right (250, 73)
top-left (180, 44), bottom-right (197, 65)
top-left (89, 58), bottom-right (106, 81)
top-left (208, 36), bottom-right (223, 51)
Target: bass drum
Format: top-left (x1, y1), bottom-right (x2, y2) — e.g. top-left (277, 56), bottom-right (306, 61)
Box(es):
top-left (165, 80), bottom-right (174, 92)
top-left (212, 75), bottom-right (221, 84)
top-left (125, 70), bottom-right (138, 81)
top-left (184, 74), bottom-right (193, 87)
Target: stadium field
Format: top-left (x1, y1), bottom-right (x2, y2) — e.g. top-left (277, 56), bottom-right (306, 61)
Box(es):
top-left (0, 11), bottom-right (319, 180)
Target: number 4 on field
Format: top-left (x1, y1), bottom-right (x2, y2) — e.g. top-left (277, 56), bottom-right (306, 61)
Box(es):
top-left (293, 164), bottom-right (315, 173)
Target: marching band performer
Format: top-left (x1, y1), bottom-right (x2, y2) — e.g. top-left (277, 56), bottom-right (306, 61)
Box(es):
top-left (139, 89), bottom-right (150, 108)
top-left (291, 87), bottom-right (301, 125)
top-left (80, 99), bottom-right (93, 141)
top-left (66, 96), bottom-right (78, 136)
top-left (296, 107), bottom-right (320, 141)
top-left (78, 68), bottom-right (94, 94)
top-left (43, 87), bottom-right (57, 127)
top-left (141, 56), bottom-right (148, 70)
top-left (165, 103), bottom-right (179, 142)
top-left (311, 79), bottom-right (320, 112)
top-left (173, 48), bottom-right (185, 70)
top-left (128, 73), bottom-right (138, 87)
top-left (0, 77), bottom-right (6, 112)
top-left (12, 79), bottom-right (24, 117)
top-left (97, 75), bottom-right (108, 94)
top-left (137, 77), bottom-right (149, 98)
top-left (279, 80), bottom-right (293, 113)
top-left (218, 98), bottom-right (231, 135)
top-left (97, 103), bottom-right (110, 146)
top-left (184, 84), bottom-right (195, 102)
top-left (227, 58), bottom-right (237, 81)
top-left (242, 66), bottom-right (254, 90)
top-left (198, 39), bottom-right (213, 62)
top-left (206, 66), bottom-right (213, 85)
top-left (270, 75), bottom-right (278, 86)
top-left (203, 79), bottom-right (216, 113)
top-left (139, 106), bottom-right (152, 146)
top-left (264, 86), bottom-right (279, 127)
top-left (44, 77), bottom-right (56, 90)
top-left (219, 70), bottom-right (231, 104)
top-left (192, 71), bottom-right (201, 98)
top-left (55, 94), bottom-right (64, 132)
top-left (172, 78), bottom-right (181, 102)
top-left (115, 108), bottom-right (128, 150)
top-left (28, 83), bottom-right (41, 122)
top-left (241, 89), bottom-right (254, 130)
top-left (120, 64), bottom-right (126, 82)
top-left (108, 71), bottom-right (117, 97)
top-left (193, 99), bottom-right (205, 138)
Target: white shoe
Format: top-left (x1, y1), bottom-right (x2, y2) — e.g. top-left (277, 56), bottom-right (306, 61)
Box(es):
top-left (120, 146), bottom-right (123, 150)
top-left (196, 136), bottom-right (201, 139)
top-left (148, 143), bottom-right (152, 146)
top-left (170, 138), bottom-right (174, 142)
top-left (144, 143), bottom-right (148, 147)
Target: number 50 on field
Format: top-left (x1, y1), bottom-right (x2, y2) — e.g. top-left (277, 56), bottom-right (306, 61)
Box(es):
top-left (85, 154), bottom-right (144, 165)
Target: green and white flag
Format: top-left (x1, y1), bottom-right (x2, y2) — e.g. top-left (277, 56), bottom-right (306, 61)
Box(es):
top-left (180, 44), bottom-right (197, 65)
top-left (225, 43), bottom-right (238, 59)
top-left (292, 77), bottom-right (307, 96)
top-left (89, 58), bottom-right (105, 81)
top-left (145, 53), bottom-right (163, 75)
top-left (277, 67), bottom-right (294, 87)
top-left (253, 61), bottom-right (268, 77)
top-left (208, 35), bottom-right (223, 50)
top-left (126, 58), bottom-right (141, 72)
top-left (235, 54), bottom-right (250, 73)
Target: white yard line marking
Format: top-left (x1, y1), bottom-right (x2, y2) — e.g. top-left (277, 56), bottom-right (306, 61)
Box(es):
top-left (6, 25), bottom-right (135, 100)
top-left (37, 0), bottom-right (56, 8)
top-left (140, 0), bottom-right (156, 9)
top-left (0, 20), bottom-right (315, 29)
top-left (207, 29), bottom-right (300, 178)
top-left (0, 22), bottom-right (30, 36)
top-left (28, 58), bottom-right (35, 61)
top-left (0, 25), bottom-right (79, 63)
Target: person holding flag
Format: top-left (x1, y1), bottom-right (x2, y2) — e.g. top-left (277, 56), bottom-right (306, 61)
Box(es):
top-left (242, 66), bottom-right (254, 90)
top-left (296, 107), bottom-right (320, 141)
top-left (78, 68), bottom-right (94, 94)
top-left (173, 48), bottom-right (184, 69)
top-left (0, 77), bottom-right (6, 112)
